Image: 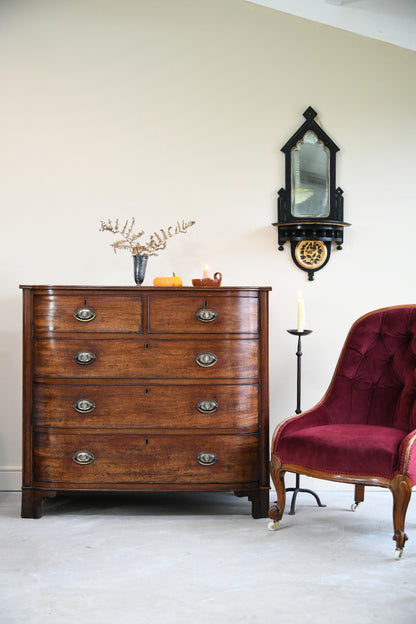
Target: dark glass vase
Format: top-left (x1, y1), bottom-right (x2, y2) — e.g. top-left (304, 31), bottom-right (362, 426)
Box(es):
top-left (133, 254), bottom-right (148, 285)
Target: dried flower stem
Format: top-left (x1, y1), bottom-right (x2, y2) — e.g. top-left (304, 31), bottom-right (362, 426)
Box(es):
top-left (99, 218), bottom-right (195, 257)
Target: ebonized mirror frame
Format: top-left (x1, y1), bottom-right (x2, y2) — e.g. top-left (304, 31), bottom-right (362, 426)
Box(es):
top-left (273, 106), bottom-right (350, 280)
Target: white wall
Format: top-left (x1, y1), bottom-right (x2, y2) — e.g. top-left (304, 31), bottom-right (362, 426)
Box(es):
top-left (1, 0), bottom-right (415, 490)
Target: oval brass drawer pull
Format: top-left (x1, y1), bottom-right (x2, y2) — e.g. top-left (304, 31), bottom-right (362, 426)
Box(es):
top-left (197, 399), bottom-right (218, 414)
top-left (74, 399), bottom-right (96, 413)
top-left (197, 452), bottom-right (218, 466)
top-left (195, 352), bottom-right (217, 368)
top-left (72, 450), bottom-right (95, 465)
top-left (74, 351), bottom-right (96, 365)
top-left (196, 308), bottom-right (218, 323)
top-left (74, 307), bottom-right (96, 322)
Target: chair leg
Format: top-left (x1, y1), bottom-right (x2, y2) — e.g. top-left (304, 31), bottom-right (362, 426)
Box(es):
top-left (268, 455), bottom-right (286, 526)
top-left (390, 474), bottom-right (412, 557)
top-left (351, 484), bottom-right (365, 511)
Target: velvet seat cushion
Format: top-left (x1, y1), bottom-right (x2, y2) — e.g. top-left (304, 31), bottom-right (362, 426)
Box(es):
top-left (276, 424), bottom-right (408, 480)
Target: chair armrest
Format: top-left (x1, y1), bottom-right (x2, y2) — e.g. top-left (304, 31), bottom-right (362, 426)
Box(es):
top-left (399, 430), bottom-right (416, 484)
top-left (271, 404), bottom-right (330, 454)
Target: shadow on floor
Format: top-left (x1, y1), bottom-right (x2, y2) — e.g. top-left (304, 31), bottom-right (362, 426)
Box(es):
top-left (30, 490), bottom-right (258, 518)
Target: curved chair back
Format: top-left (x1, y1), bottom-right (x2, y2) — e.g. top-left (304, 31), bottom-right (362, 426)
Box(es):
top-left (323, 306), bottom-right (416, 431)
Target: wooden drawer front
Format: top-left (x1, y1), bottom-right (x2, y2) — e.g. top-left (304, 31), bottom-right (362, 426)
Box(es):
top-left (149, 294), bottom-right (259, 334)
top-left (33, 433), bottom-right (259, 484)
top-left (34, 338), bottom-right (259, 379)
top-left (33, 383), bottom-right (259, 429)
top-left (34, 294), bottom-right (142, 333)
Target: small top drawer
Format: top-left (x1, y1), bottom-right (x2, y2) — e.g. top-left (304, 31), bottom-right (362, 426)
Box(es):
top-left (34, 294), bottom-right (143, 333)
top-left (148, 294), bottom-right (259, 334)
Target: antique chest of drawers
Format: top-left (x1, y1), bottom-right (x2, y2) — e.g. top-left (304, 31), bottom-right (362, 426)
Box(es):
top-left (20, 285), bottom-right (270, 518)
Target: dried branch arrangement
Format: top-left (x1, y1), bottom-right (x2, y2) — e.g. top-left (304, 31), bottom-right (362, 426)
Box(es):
top-left (99, 218), bottom-right (196, 257)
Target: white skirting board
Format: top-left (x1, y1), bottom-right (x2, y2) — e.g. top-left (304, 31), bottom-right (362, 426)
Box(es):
top-left (0, 467), bottom-right (22, 491)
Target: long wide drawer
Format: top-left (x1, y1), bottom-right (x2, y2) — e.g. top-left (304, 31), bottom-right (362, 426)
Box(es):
top-left (148, 293), bottom-right (259, 334)
top-left (34, 338), bottom-right (259, 379)
top-left (33, 432), bottom-right (259, 484)
top-left (34, 294), bottom-right (142, 333)
top-left (33, 383), bottom-right (259, 429)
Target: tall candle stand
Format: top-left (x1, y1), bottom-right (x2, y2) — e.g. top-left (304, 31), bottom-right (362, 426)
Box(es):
top-left (286, 329), bottom-right (326, 515)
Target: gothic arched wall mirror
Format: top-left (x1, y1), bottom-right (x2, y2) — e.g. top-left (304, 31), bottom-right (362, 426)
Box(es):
top-left (273, 107), bottom-right (349, 280)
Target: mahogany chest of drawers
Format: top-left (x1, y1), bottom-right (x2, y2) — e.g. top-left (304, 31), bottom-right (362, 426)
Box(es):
top-left (20, 285), bottom-right (270, 518)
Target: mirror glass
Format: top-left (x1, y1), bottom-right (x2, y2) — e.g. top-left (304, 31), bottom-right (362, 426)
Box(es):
top-left (291, 131), bottom-right (330, 218)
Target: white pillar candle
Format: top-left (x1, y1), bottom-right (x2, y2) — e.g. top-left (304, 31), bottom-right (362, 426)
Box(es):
top-left (203, 264), bottom-right (210, 279)
top-left (297, 291), bottom-right (305, 333)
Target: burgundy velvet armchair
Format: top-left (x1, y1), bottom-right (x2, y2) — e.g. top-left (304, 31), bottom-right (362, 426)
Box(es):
top-left (268, 305), bottom-right (416, 559)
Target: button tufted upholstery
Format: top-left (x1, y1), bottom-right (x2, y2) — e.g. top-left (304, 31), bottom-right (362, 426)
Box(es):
top-left (269, 306), bottom-right (416, 557)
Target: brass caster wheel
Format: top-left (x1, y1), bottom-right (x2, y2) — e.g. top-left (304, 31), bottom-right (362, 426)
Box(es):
top-left (351, 502), bottom-right (361, 512)
top-left (394, 548), bottom-right (403, 560)
top-left (267, 520), bottom-right (279, 531)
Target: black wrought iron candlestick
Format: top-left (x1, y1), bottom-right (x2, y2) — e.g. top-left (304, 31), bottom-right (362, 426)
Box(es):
top-left (286, 329), bottom-right (326, 515)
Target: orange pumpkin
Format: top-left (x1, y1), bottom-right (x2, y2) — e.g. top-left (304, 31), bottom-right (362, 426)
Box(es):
top-left (153, 276), bottom-right (173, 286)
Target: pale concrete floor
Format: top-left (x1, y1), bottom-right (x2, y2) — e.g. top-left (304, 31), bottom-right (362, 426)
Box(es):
top-left (1, 489), bottom-right (416, 624)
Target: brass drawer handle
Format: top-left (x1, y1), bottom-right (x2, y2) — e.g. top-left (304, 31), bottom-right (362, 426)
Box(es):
top-left (74, 307), bottom-right (96, 322)
top-left (197, 399), bottom-right (218, 414)
top-left (195, 352), bottom-right (217, 368)
top-left (197, 452), bottom-right (218, 466)
top-left (72, 450), bottom-right (95, 465)
top-left (74, 351), bottom-right (96, 365)
top-left (74, 399), bottom-right (96, 413)
top-left (196, 308), bottom-right (218, 323)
